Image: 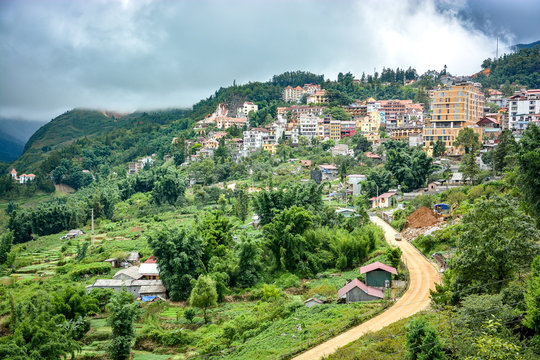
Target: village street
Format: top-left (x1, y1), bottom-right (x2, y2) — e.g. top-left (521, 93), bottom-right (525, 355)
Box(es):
top-left (292, 215), bottom-right (440, 360)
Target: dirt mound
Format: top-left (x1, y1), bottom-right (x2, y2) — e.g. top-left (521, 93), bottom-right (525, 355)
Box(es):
top-left (404, 206), bottom-right (440, 229)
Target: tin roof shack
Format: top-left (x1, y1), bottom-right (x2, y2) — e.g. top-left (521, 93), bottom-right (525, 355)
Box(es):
top-left (61, 229), bottom-right (84, 240)
top-left (113, 266), bottom-right (143, 281)
top-left (337, 279), bottom-right (384, 303)
top-left (86, 279), bottom-right (167, 299)
top-left (360, 261), bottom-right (398, 288)
top-left (304, 297), bottom-right (324, 308)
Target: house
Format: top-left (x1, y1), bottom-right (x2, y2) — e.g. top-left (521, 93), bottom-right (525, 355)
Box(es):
top-left (86, 279), bottom-right (167, 299)
top-left (365, 152), bottom-right (381, 160)
top-left (299, 160), bottom-right (312, 168)
top-left (427, 181), bottom-right (442, 192)
top-left (304, 297), bottom-right (324, 308)
top-left (360, 261), bottom-right (398, 288)
top-left (243, 128), bottom-right (269, 154)
top-left (337, 278), bottom-right (385, 303)
top-left (18, 173), bottom-right (36, 184)
top-left (113, 266), bottom-right (143, 281)
top-left (10, 169), bottom-right (17, 180)
top-left (139, 256), bottom-right (160, 280)
top-left (318, 164), bottom-right (338, 181)
top-left (331, 144), bottom-right (353, 157)
top-left (307, 90), bottom-right (327, 104)
top-left (62, 229), bottom-right (84, 240)
top-left (508, 89), bottom-right (540, 131)
top-left (369, 192), bottom-right (397, 208)
top-left (335, 208), bottom-right (356, 217)
top-left (237, 101), bottom-right (258, 117)
top-left (348, 174), bottom-right (367, 196)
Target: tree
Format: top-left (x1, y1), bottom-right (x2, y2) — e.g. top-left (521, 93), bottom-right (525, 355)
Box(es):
top-left (465, 320), bottom-right (523, 360)
top-left (524, 255), bottom-right (540, 332)
top-left (494, 130), bottom-right (518, 173)
top-left (517, 124), bottom-right (540, 222)
top-left (405, 317), bottom-right (446, 360)
top-left (454, 128), bottom-right (481, 154)
top-left (432, 139), bottom-right (446, 157)
top-left (151, 166), bottom-right (186, 206)
top-left (189, 275), bottom-right (217, 323)
top-left (237, 238), bottom-right (263, 288)
top-left (107, 291), bottom-right (139, 360)
top-left (385, 247), bottom-right (402, 269)
top-left (148, 226), bottom-right (204, 301)
top-left (459, 151), bottom-right (480, 184)
top-left (183, 308), bottom-right (195, 323)
top-left (233, 187), bottom-right (250, 222)
top-left (263, 205), bottom-right (314, 273)
top-left (0, 231), bottom-right (13, 265)
top-left (451, 195), bottom-right (539, 298)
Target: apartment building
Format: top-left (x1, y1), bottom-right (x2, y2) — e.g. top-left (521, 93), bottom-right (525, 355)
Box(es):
top-left (508, 89), bottom-right (540, 131)
top-left (243, 128), bottom-right (269, 154)
top-left (423, 82), bottom-right (485, 155)
top-left (340, 121), bottom-right (356, 138)
top-left (283, 86), bottom-right (305, 102)
top-left (307, 90), bottom-right (327, 104)
top-left (236, 102), bottom-right (258, 117)
top-left (299, 114), bottom-right (319, 139)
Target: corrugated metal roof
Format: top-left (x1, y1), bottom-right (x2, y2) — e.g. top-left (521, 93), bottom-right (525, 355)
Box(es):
top-left (139, 263), bottom-right (159, 275)
top-left (113, 266), bottom-right (142, 280)
top-left (360, 261), bottom-right (398, 275)
top-left (338, 279), bottom-right (384, 299)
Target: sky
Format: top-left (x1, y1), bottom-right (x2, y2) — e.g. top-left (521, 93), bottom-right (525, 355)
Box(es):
top-left (0, 0), bottom-right (539, 122)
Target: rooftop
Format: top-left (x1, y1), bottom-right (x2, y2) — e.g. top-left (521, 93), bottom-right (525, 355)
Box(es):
top-left (337, 278), bottom-right (384, 299)
top-left (360, 261), bottom-right (398, 275)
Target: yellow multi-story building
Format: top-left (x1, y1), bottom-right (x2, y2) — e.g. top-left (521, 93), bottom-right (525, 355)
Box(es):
top-left (357, 112), bottom-right (381, 134)
top-left (423, 83), bottom-right (484, 155)
top-left (330, 120), bottom-right (341, 141)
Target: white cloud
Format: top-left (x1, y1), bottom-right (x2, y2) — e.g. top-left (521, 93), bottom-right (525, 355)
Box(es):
top-left (0, 0), bottom-right (522, 121)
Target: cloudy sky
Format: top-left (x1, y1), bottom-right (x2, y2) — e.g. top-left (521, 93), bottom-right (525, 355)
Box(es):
top-left (1, 0), bottom-right (539, 122)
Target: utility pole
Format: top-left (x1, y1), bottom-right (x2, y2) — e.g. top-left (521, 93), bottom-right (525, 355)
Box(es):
top-left (91, 208), bottom-right (95, 246)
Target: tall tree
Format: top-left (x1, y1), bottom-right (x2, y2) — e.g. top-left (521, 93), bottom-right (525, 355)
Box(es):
top-left (517, 124), bottom-right (540, 223)
top-left (459, 151), bottom-right (480, 184)
top-left (524, 255), bottom-right (540, 332)
top-left (107, 291), bottom-right (139, 360)
top-left (454, 128), bottom-right (481, 154)
top-left (148, 226), bottom-right (204, 301)
top-left (432, 139), bottom-right (446, 157)
top-left (236, 238), bottom-right (263, 288)
top-left (189, 275), bottom-right (217, 323)
top-left (0, 231), bottom-right (13, 265)
top-left (494, 130), bottom-right (518, 173)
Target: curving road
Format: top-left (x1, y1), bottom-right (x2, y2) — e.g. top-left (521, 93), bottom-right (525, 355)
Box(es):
top-left (292, 215), bottom-right (440, 360)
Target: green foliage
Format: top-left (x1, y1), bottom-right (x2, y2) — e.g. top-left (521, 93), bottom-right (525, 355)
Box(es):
top-left (517, 124), bottom-right (540, 223)
top-left (494, 130), bottom-right (518, 173)
top-left (477, 47), bottom-right (540, 89)
top-left (189, 275), bottom-right (218, 323)
top-left (147, 225), bottom-right (203, 301)
top-left (0, 231), bottom-right (13, 264)
top-left (405, 317), bottom-right (446, 360)
top-left (107, 291), bottom-right (139, 360)
top-left (69, 262), bottom-right (111, 278)
top-left (233, 187), bottom-right (250, 222)
top-left (385, 247), bottom-right (402, 269)
top-left (75, 241), bottom-right (89, 262)
top-left (151, 165), bottom-right (186, 206)
top-left (524, 256), bottom-right (540, 332)
top-left (237, 238), bottom-right (263, 288)
top-left (183, 308), bottom-right (196, 323)
top-left (454, 128), bottom-right (481, 154)
top-left (451, 195), bottom-right (539, 298)
top-left (460, 151), bottom-right (480, 184)
top-left (196, 211), bottom-right (234, 263)
top-left (465, 320), bottom-right (524, 360)
top-left (253, 182), bottom-right (323, 225)
top-left (52, 286), bottom-right (100, 321)
top-left (383, 140), bottom-right (433, 192)
top-left (432, 139), bottom-right (446, 157)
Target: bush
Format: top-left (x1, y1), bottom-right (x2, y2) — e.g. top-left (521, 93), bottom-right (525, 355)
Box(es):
top-left (69, 262), bottom-right (112, 278)
top-left (275, 273), bottom-right (300, 289)
top-left (306, 282), bottom-right (337, 299)
top-left (391, 218), bottom-right (406, 231)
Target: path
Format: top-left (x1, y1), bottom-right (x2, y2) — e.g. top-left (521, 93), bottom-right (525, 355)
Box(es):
top-left (292, 215), bottom-right (440, 360)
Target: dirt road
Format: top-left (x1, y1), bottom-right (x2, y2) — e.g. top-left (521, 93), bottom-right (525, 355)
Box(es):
top-left (292, 215), bottom-right (440, 360)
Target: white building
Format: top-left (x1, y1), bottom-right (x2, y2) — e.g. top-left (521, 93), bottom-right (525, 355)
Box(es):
top-left (348, 174), bottom-right (367, 196)
top-left (299, 114), bottom-right (319, 139)
top-left (331, 144), bottom-right (354, 157)
top-left (18, 173), bottom-right (36, 184)
top-left (283, 86), bottom-right (305, 102)
top-left (243, 128), bottom-right (269, 154)
top-left (237, 102), bottom-right (258, 117)
top-left (508, 89), bottom-right (540, 131)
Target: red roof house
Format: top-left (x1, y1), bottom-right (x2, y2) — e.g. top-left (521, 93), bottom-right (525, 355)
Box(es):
top-left (337, 278), bottom-right (384, 303)
top-left (361, 261), bottom-right (398, 288)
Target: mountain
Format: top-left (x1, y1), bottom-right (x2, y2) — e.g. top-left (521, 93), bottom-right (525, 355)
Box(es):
top-left (513, 40), bottom-right (540, 51)
top-left (11, 109), bottom-right (134, 171)
top-left (0, 118), bottom-right (47, 143)
top-left (0, 128), bottom-right (25, 162)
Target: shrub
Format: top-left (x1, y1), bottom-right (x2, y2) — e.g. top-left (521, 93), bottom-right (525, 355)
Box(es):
top-left (305, 282), bottom-right (337, 299)
top-left (275, 273), bottom-right (300, 289)
top-left (69, 262), bottom-right (111, 278)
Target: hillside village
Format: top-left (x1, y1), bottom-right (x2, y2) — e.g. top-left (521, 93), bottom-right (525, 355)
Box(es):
top-left (0, 49), bottom-right (539, 359)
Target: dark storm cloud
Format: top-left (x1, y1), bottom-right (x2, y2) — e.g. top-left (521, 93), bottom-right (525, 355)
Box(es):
top-left (0, 0), bottom-right (538, 121)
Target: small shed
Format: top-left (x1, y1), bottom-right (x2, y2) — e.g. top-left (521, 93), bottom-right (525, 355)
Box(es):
top-left (360, 261), bottom-right (398, 288)
top-left (337, 279), bottom-right (384, 303)
top-left (335, 208), bottom-right (356, 218)
top-left (113, 266), bottom-right (143, 281)
top-left (304, 297), bottom-right (324, 308)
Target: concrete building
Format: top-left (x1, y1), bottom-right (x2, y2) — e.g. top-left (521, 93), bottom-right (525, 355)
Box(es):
top-left (508, 89), bottom-right (540, 131)
top-left (423, 82), bottom-right (485, 155)
top-left (337, 278), bottom-right (384, 303)
top-left (86, 279), bottom-right (167, 299)
top-left (243, 128), bottom-right (269, 154)
top-left (236, 102), bottom-right (258, 117)
top-left (348, 174), bottom-right (367, 195)
top-left (331, 144), bottom-right (353, 157)
top-left (307, 90), bottom-right (327, 104)
top-left (340, 121), bottom-right (356, 138)
top-left (283, 86), bottom-right (305, 102)
top-left (299, 114), bottom-right (319, 139)
top-left (304, 297), bottom-right (324, 308)
top-left (318, 164), bottom-right (338, 181)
